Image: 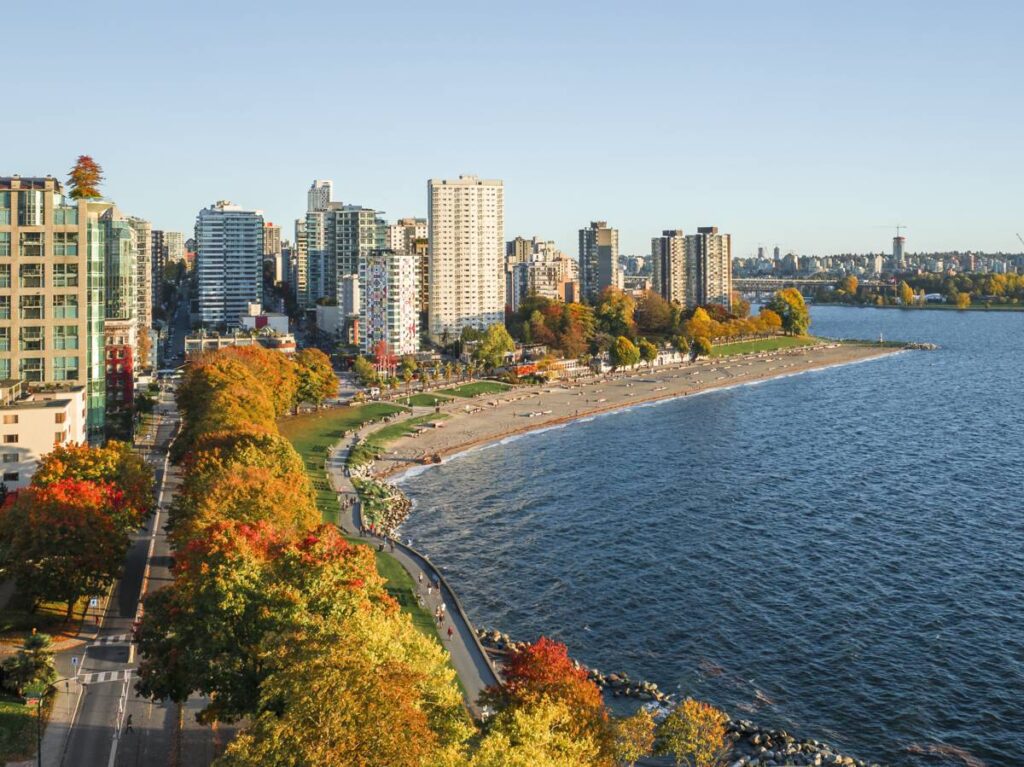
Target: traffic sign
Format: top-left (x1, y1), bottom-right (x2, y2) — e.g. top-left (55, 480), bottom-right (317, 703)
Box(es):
top-left (71, 656), bottom-right (79, 667)
top-left (89, 597), bottom-right (99, 608)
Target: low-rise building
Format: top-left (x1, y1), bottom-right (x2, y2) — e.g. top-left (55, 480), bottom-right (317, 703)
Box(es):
top-left (240, 303), bottom-right (289, 335)
top-left (0, 380), bottom-right (86, 489)
top-left (184, 331), bottom-right (297, 360)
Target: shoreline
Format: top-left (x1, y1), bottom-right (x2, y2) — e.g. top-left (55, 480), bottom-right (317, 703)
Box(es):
top-left (374, 342), bottom-right (907, 484)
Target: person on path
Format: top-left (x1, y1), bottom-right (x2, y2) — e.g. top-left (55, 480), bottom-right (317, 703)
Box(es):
top-left (447, 626), bottom-right (454, 641)
top-left (418, 572), bottom-right (424, 585)
top-left (126, 714), bottom-right (133, 733)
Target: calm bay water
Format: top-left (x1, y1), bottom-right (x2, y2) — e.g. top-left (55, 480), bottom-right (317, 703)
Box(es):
top-left (400, 307), bottom-right (1024, 767)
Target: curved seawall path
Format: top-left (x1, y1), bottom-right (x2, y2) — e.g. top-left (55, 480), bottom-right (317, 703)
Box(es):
top-left (395, 308), bottom-right (1024, 767)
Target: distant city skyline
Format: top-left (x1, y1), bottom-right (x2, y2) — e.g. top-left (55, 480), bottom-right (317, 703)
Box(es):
top-left (7, 1), bottom-right (1024, 256)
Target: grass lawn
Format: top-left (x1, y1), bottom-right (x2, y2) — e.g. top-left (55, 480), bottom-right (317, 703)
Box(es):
top-left (710, 335), bottom-right (819, 357)
top-left (399, 393), bottom-right (452, 408)
top-left (279, 403), bottom-right (406, 524)
top-left (0, 694), bottom-right (47, 763)
top-left (438, 380), bottom-right (511, 398)
top-left (348, 413), bottom-right (450, 469)
top-left (0, 597), bottom-right (89, 644)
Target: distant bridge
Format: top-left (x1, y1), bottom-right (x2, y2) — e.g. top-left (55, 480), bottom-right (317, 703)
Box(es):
top-left (733, 277), bottom-right (887, 295)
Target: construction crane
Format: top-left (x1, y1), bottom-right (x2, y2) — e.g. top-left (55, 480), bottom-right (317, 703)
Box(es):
top-left (894, 225), bottom-right (907, 238)
top-left (1016, 232), bottom-right (1024, 249)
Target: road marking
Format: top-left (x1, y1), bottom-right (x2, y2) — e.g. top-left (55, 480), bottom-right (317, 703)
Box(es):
top-left (79, 669), bottom-right (136, 685)
top-left (89, 634), bottom-right (133, 646)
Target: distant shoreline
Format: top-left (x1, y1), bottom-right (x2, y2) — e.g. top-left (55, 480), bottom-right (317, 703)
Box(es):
top-left (813, 301), bottom-right (1024, 312)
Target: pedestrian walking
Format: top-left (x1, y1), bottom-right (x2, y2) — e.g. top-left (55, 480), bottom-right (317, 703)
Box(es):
top-left (126, 714), bottom-right (133, 733)
top-left (418, 572), bottom-right (424, 585)
top-left (427, 584), bottom-right (433, 596)
top-left (447, 626), bottom-right (454, 641)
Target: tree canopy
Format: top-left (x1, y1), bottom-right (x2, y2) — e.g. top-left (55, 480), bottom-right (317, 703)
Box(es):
top-left (765, 288), bottom-right (810, 335)
top-left (67, 155), bottom-right (103, 199)
top-left (474, 324), bottom-right (516, 370)
top-left (609, 336), bottom-right (640, 369)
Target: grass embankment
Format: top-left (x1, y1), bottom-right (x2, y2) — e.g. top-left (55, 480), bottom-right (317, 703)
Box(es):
top-left (279, 404), bottom-right (441, 643)
top-left (710, 335), bottom-right (819, 357)
top-left (348, 413), bottom-right (451, 470)
top-left (438, 381), bottom-right (511, 398)
top-left (0, 597), bottom-right (89, 644)
top-left (398, 393), bottom-right (452, 408)
top-left (0, 694), bottom-right (49, 763)
top-left (279, 404), bottom-right (406, 525)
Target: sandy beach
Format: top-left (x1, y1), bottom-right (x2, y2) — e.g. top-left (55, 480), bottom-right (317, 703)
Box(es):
top-left (374, 342), bottom-right (905, 480)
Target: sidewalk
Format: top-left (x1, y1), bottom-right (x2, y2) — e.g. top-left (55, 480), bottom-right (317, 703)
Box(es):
top-left (325, 417), bottom-right (500, 718)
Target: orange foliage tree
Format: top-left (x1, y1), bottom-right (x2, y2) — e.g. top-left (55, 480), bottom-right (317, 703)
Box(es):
top-left (0, 479), bottom-right (128, 616)
top-left (67, 155), bottom-right (104, 199)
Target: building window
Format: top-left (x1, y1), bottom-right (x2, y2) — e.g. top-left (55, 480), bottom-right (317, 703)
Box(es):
top-left (19, 326), bottom-right (44, 352)
top-left (55, 432), bottom-right (64, 444)
top-left (19, 295), bottom-right (43, 320)
top-left (17, 190), bottom-right (44, 226)
top-left (0, 296), bottom-right (9, 320)
top-left (54, 412), bottom-right (66, 424)
top-left (52, 294), bottom-right (77, 319)
top-left (0, 265), bottom-right (9, 288)
top-left (54, 325), bottom-right (79, 350)
top-left (18, 232), bottom-right (43, 258)
top-left (0, 192), bottom-right (10, 225)
top-left (0, 233), bottom-right (9, 257)
top-left (53, 232), bottom-right (78, 257)
top-left (53, 356), bottom-right (79, 381)
top-left (0, 328), bottom-right (9, 353)
top-left (52, 204), bottom-right (78, 225)
top-left (2, 472), bottom-right (18, 482)
top-left (18, 263), bottom-right (43, 288)
top-left (2, 415), bottom-right (17, 425)
top-left (53, 263), bottom-right (79, 287)
top-left (18, 357), bottom-right (43, 382)
top-left (2, 435), bottom-right (17, 444)
top-left (1, 453), bottom-right (17, 463)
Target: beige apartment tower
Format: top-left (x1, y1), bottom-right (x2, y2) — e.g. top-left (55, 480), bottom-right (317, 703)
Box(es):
top-left (687, 226), bottom-right (732, 308)
top-left (427, 176), bottom-right (504, 343)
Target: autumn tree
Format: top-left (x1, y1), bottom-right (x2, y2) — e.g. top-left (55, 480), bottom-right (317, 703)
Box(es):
top-left (137, 330), bottom-right (152, 370)
top-left (67, 155), bottom-right (103, 199)
top-left (0, 480), bottom-right (128, 616)
top-left (294, 347), bottom-right (337, 407)
top-left (757, 308), bottom-right (783, 332)
top-left (682, 306), bottom-right (714, 341)
top-left (352, 355), bottom-right (378, 387)
top-left (899, 280), bottom-right (916, 307)
top-left (692, 337), bottom-right (713, 358)
top-left (656, 699), bottom-right (729, 767)
top-left (635, 291), bottom-right (673, 334)
top-left (471, 698), bottom-right (604, 767)
top-left (638, 338), bottom-right (659, 364)
top-left (956, 291), bottom-right (971, 309)
top-left (609, 336), bottom-right (640, 370)
top-left (765, 289), bottom-right (810, 335)
top-left (220, 346), bottom-right (300, 416)
top-left (614, 709), bottom-right (656, 766)
top-left (730, 292), bottom-right (751, 319)
top-left (32, 441), bottom-right (154, 529)
top-left (595, 287), bottom-right (636, 338)
top-left (474, 324), bottom-right (516, 370)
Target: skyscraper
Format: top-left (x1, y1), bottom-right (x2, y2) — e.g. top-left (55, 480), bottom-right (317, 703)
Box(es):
top-left (427, 175), bottom-right (504, 342)
top-left (0, 175), bottom-right (108, 439)
top-left (650, 230), bottom-right (692, 305)
top-left (579, 221), bottom-right (620, 303)
top-left (686, 226), bottom-right (733, 308)
top-left (195, 201), bottom-right (264, 327)
top-left (126, 217), bottom-right (151, 366)
top-left (893, 235), bottom-right (906, 269)
top-left (263, 222), bottom-right (282, 284)
top-left (104, 209), bottom-right (138, 410)
top-left (293, 218), bottom-right (307, 303)
top-left (359, 250), bottom-right (419, 357)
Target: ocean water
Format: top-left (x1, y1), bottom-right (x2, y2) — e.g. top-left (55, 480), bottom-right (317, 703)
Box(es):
top-left (400, 307), bottom-right (1024, 767)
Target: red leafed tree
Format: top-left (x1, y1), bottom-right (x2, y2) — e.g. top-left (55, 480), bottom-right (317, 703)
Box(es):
top-left (67, 155), bottom-right (104, 199)
top-left (0, 479), bottom-right (128, 617)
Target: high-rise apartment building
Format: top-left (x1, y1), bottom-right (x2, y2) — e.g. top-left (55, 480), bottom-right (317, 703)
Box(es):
top-left (359, 250), bottom-right (419, 357)
top-left (292, 218), bottom-right (307, 302)
top-left (263, 222), bottom-right (283, 285)
top-left (308, 180), bottom-right (333, 213)
top-left (0, 176), bottom-right (107, 439)
top-left (893, 235), bottom-right (906, 269)
top-left (195, 201), bottom-right (264, 327)
top-left (126, 217), bottom-right (151, 366)
top-left (386, 217), bottom-right (427, 255)
top-left (579, 221), bottom-right (620, 302)
top-left (165, 231), bottom-right (184, 264)
top-left (651, 230), bottom-right (693, 306)
top-left (104, 209), bottom-right (138, 410)
top-left (332, 205), bottom-right (386, 318)
top-left (427, 175), bottom-right (504, 342)
top-left (505, 236), bottom-right (576, 309)
top-left (686, 226), bottom-right (732, 308)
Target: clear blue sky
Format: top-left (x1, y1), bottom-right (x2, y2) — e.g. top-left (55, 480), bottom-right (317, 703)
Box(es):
top-left (6, 0), bottom-right (1022, 256)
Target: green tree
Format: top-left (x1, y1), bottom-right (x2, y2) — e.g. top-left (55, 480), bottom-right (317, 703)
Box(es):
top-left (638, 338), bottom-right (659, 364)
top-left (2, 633), bottom-right (57, 697)
top-left (352, 355), bottom-right (378, 387)
top-left (671, 335), bottom-right (691, 355)
top-left (67, 155), bottom-right (103, 199)
top-left (609, 336), bottom-right (640, 369)
top-left (656, 699), bottom-right (728, 767)
top-left (634, 291), bottom-right (673, 334)
top-left (294, 348), bottom-right (337, 407)
top-left (692, 337), bottom-right (713, 358)
top-left (765, 288), bottom-right (810, 335)
top-left (474, 324), bottom-right (516, 370)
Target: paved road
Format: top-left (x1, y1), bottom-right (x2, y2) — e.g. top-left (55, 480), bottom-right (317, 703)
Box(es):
top-left (326, 418), bottom-right (500, 718)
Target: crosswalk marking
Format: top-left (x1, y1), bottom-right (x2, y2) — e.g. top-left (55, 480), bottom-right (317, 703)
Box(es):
top-left (90, 633), bottom-right (133, 646)
top-left (78, 668), bottom-right (135, 685)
